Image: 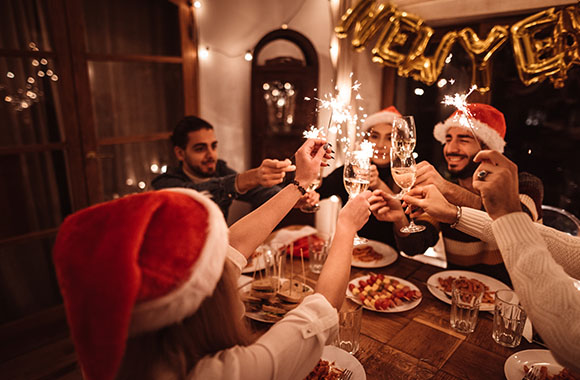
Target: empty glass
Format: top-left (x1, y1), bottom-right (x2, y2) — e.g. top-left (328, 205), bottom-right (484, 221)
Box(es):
top-left (333, 299), bottom-right (362, 355)
top-left (492, 289), bottom-right (527, 347)
top-left (308, 232), bottom-right (330, 274)
top-left (450, 279), bottom-right (484, 334)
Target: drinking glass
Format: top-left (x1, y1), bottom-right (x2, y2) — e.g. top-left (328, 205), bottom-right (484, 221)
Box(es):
top-left (450, 279), bottom-right (484, 334)
top-left (343, 150), bottom-right (370, 245)
top-left (300, 168), bottom-right (323, 213)
top-left (492, 289), bottom-right (527, 348)
top-left (308, 232), bottom-right (330, 274)
top-left (390, 150), bottom-right (425, 233)
top-left (391, 115), bottom-right (417, 159)
top-left (333, 298), bottom-right (362, 355)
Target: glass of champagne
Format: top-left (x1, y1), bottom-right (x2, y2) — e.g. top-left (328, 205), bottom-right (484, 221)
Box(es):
top-left (390, 150), bottom-right (426, 233)
top-left (300, 168), bottom-right (323, 213)
top-left (392, 115), bottom-right (417, 159)
top-left (343, 150), bottom-right (370, 245)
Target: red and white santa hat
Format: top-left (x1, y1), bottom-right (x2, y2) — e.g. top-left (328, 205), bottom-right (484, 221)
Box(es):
top-left (433, 103), bottom-right (507, 152)
top-left (362, 106), bottom-right (402, 130)
top-left (52, 188), bottom-right (228, 380)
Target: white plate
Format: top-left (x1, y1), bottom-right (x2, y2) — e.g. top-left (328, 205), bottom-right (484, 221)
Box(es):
top-left (320, 345), bottom-right (366, 380)
top-left (504, 349), bottom-right (564, 380)
top-left (240, 278), bottom-right (314, 323)
top-left (346, 275), bottom-right (422, 313)
top-left (351, 240), bottom-right (398, 268)
top-left (426, 270), bottom-right (511, 312)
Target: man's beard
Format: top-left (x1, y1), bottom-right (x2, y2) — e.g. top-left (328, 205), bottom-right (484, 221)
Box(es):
top-left (448, 155), bottom-right (480, 180)
top-left (192, 166), bottom-right (215, 178)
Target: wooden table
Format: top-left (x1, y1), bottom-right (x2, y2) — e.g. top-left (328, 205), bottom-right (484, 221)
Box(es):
top-left (250, 254), bottom-right (543, 380)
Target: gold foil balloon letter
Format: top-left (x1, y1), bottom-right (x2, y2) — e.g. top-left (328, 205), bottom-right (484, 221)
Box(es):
top-left (511, 5), bottom-right (580, 88)
top-left (458, 26), bottom-right (509, 94)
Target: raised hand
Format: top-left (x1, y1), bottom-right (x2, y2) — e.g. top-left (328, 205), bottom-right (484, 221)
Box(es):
top-left (414, 161), bottom-right (451, 195)
top-left (402, 185), bottom-right (457, 223)
top-left (255, 158), bottom-right (296, 187)
top-left (472, 150), bottom-right (521, 220)
top-left (339, 191), bottom-right (372, 232)
top-left (369, 189), bottom-right (406, 222)
top-left (294, 138), bottom-right (331, 187)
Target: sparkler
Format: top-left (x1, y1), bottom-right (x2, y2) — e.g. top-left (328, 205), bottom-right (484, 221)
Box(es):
top-left (304, 78), bottom-right (365, 150)
top-left (441, 84), bottom-right (481, 150)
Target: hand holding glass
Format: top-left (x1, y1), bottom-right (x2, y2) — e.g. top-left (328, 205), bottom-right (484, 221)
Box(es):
top-left (390, 151), bottom-right (425, 233)
top-left (343, 150), bottom-right (370, 245)
top-left (300, 168), bottom-right (323, 213)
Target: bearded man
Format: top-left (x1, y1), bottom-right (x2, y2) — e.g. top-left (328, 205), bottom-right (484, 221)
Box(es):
top-left (387, 104), bottom-right (543, 284)
top-left (152, 116), bottom-right (314, 219)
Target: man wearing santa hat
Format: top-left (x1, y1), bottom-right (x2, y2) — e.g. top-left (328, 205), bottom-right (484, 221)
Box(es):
top-left (371, 103), bottom-right (543, 284)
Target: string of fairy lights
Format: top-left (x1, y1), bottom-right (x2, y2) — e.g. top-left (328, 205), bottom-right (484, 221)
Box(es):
top-left (1, 42), bottom-right (59, 112)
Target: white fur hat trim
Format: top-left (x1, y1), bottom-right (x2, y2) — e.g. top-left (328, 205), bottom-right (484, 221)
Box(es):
top-left (129, 188), bottom-right (229, 334)
top-left (433, 115), bottom-right (506, 153)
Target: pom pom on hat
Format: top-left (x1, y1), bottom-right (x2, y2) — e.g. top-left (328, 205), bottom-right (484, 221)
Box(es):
top-left (433, 103), bottom-right (507, 152)
top-left (52, 188), bottom-right (228, 380)
top-left (362, 106), bottom-right (402, 130)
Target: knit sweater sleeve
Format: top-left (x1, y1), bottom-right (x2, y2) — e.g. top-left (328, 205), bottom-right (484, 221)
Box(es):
top-left (491, 213), bottom-right (580, 373)
top-left (456, 207), bottom-right (580, 279)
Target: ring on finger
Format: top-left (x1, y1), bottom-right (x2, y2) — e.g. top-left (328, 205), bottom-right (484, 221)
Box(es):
top-left (477, 170), bottom-right (488, 180)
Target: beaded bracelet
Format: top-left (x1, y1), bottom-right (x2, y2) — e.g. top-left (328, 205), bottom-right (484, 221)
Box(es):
top-left (292, 180), bottom-right (307, 195)
top-left (450, 205), bottom-right (462, 228)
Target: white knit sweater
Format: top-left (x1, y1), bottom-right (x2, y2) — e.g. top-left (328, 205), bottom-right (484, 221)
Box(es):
top-left (456, 207), bottom-right (580, 279)
top-left (458, 209), bottom-right (580, 373)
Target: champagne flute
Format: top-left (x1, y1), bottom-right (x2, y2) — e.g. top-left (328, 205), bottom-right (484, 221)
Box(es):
top-left (390, 151), bottom-right (426, 233)
top-left (343, 150), bottom-right (370, 245)
top-left (300, 168), bottom-right (323, 213)
top-left (392, 115), bottom-right (417, 159)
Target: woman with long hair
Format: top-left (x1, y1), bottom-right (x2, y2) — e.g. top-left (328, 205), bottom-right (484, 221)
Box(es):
top-left (53, 138), bottom-right (371, 380)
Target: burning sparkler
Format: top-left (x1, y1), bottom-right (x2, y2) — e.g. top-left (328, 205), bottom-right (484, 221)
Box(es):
top-left (304, 77), bottom-right (365, 151)
top-left (441, 85), bottom-right (481, 150)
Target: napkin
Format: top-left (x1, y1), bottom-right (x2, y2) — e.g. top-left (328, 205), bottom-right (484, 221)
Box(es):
top-left (523, 316), bottom-right (533, 343)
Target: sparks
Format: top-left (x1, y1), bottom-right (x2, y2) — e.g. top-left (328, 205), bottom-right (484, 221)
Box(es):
top-left (356, 140), bottom-right (375, 161)
top-left (304, 78), bottom-right (365, 149)
top-left (302, 125), bottom-right (326, 139)
top-left (441, 85), bottom-right (481, 149)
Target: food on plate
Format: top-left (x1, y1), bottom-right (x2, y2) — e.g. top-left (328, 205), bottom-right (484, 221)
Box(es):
top-left (241, 278), bottom-right (312, 322)
top-left (437, 275), bottom-right (495, 304)
top-left (523, 365), bottom-right (578, 380)
top-left (352, 245), bottom-right (384, 262)
top-left (250, 278), bottom-right (277, 299)
top-left (348, 274), bottom-right (421, 311)
top-left (277, 279), bottom-right (314, 303)
top-left (304, 359), bottom-right (344, 380)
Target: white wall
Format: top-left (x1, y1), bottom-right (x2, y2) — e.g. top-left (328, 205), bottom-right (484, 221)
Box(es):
top-left (196, 0), bottom-right (383, 174)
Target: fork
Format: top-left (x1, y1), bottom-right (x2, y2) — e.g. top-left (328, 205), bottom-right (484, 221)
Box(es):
top-left (522, 365), bottom-right (541, 380)
top-left (340, 368), bottom-right (353, 380)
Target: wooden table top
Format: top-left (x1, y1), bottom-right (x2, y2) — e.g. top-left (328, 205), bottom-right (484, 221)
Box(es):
top-left (249, 254), bottom-right (544, 380)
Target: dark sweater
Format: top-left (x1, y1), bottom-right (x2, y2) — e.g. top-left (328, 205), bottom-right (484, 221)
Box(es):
top-left (152, 160), bottom-right (280, 219)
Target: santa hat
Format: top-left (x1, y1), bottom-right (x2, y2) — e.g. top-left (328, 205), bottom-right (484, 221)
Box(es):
top-left (362, 106), bottom-right (402, 130)
top-left (52, 188), bottom-right (228, 380)
top-left (433, 103), bottom-right (506, 152)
